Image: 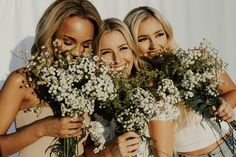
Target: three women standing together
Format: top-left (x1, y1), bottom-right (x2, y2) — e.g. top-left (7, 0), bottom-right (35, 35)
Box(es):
top-left (1, 0), bottom-right (236, 157)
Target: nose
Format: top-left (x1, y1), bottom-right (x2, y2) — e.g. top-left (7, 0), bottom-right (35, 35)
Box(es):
top-left (74, 45), bottom-right (84, 57)
top-left (113, 50), bottom-right (121, 64)
top-left (149, 37), bottom-right (157, 50)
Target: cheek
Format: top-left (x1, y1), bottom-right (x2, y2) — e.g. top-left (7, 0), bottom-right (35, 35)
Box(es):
top-left (158, 36), bottom-right (169, 48)
top-left (101, 56), bottom-right (114, 67)
top-left (124, 52), bottom-right (134, 68)
top-left (138, 42), bottom-right (149, 55)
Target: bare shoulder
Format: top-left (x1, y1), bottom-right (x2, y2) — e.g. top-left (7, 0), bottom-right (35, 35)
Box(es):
top-left (1, 68), bottom-right (30, 91)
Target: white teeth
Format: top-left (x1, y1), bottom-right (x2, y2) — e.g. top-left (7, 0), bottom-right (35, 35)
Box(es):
top-left (114, 64), bottom-right (126, 71)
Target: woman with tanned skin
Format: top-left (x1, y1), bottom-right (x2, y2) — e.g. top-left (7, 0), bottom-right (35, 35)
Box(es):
top-left (0, 0), bottom-right (102, 156)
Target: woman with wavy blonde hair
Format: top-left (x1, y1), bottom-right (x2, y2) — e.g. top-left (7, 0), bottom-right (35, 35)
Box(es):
top-left (124, 6), bottom-right (236, 157)
top-left (0, 0), bottom-right (101, 156)
top-left (85, 17), bottom-right (179, 157)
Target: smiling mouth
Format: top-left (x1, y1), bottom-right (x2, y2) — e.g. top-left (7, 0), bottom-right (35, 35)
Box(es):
top-left (113, 64), bottom-right (126, 71)
top-left (146, 51), bottom-right (158, 58)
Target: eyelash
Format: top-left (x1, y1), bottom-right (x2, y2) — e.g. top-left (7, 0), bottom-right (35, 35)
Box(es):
top-left (120, 46), bottom-right (128, 51)
top-left (83, 44), bottom-right (92, 49)
top-left (155, 32), bottom-right (165, 38)
top-left (63, 39), bottom-right (73, 45)
top-left (63, 39), bottom-right (92, 49)
top-left (138, 38), bottom-right (147, 42)
top-left (138, 32), bottom-right (166, 42)
top-left (101, 51), bottom-right (111, 55)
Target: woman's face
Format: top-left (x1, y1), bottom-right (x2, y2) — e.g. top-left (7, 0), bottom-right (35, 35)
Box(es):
top-left (137, 16), bottom-right (169, 58)
top-left (55, 16), bottom-right (94, 56)
top-left (99, 30), bottom-right (134, 75)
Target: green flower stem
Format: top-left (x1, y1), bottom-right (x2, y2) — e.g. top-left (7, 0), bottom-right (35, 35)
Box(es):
top-left (230, 120), bottom-right (236, 131)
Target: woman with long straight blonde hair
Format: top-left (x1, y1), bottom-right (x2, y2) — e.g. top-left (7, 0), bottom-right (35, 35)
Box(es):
top-left (124, 6), bottom-right (236, 157)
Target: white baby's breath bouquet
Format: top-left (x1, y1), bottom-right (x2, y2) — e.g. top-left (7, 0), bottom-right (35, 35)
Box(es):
top-left (141, 39), bottom-right (236, 130)
top-left (98, 72), bottom-right (179, 145)
top-left (26, 39), bottom-right (116, 156)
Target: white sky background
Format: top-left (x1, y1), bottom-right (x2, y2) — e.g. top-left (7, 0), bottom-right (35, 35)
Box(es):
top-left (0, 0), bottom-right (236, 156)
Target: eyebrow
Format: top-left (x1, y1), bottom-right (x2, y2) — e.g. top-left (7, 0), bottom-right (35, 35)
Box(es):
top-left (63, 34), bottom-right (93, 44)
top-left (100, 48), bottom-right (111, 52)
top-left (154, 30), bottom-right (165, 35)
top-left (63, 35), bottom-right (75, 42)
top-left (138, 30), bottom-right (165, 38)
top-left (118, 43), bottom-right (128, 48)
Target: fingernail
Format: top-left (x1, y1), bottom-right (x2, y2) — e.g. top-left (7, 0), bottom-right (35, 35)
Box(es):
top-left (71, 117), bottom-right (76, 121)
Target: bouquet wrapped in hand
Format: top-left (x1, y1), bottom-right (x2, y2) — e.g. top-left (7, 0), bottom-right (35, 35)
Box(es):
top-left (141, 39), bottom-right (236, 130)
top-left (26, 39), bottom-right (116, 156)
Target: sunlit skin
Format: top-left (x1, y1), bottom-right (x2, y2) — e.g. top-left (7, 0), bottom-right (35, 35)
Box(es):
top-left (138, 16), bottom-right (169, 58)
top-left (0, 15), bottom-right (96, 156)
top-left (137, 16), bottom-right (236, 123)
top-left (55, 16), bottom-right (94, 56)
top-left (84, 30), bottom-right (140, 157)
top-left (99, 30), bottom-right (134, 75)
top-left (135, 14), bottom-right (236, 156)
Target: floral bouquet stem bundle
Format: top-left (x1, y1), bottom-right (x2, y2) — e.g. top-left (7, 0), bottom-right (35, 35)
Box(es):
top-left (27, 40), bottom-right (116, 156)
top-left (99, 73), bottom-right (179, 147)
top-left (141, 39), bottom-right (236, 130)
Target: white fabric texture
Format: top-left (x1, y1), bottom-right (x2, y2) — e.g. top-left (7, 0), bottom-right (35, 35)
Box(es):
top-left (0, 0), bottom-right (236, 157)
top-left (174, 113), bottom-right (230, 152)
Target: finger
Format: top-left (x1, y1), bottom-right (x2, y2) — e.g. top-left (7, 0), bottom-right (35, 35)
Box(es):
top-left (125, 138), bottom-right (140, 147)
top-left (128, 148), bottom-right (139, 157)
top-left (122, 131), bottom-right (139, 140)
top-left (217, 103), bottom-right (226, 114)
top-left (127, 143), bottom-right (140, 152)
top-left (67, 121), bottom-right (83, 129)
top-left (221, 113), bottom-right (234, 122)
top-left (217, 110), bottom-right (228, 117)
top-left (70, 116), bottom-right (84, 122)
top-left (218, 106), bottom-right (231, 117)
top-left (60, 117), bottom-right (72, 125)
top-left (212, 106), bottom-right (217, 111)
top-left (63, 128), bottom-right (82, 138)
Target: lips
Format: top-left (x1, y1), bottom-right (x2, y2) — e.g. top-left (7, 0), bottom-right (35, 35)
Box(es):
top-left (113, 64), bottom-right (126, 71)
top-left (146, 51), bottom-right (158, 58)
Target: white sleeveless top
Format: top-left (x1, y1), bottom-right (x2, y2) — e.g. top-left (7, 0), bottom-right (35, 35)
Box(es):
top-left (174, 113), bottom-right (230, 152)
top-left (15, 107), bottom-right (89, 157)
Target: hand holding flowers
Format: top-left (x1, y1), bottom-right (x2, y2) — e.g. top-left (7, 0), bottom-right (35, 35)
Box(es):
top-left (25, 40), bottom-right (116, 156)
top-left (141, 39), bottom-right (236, 130)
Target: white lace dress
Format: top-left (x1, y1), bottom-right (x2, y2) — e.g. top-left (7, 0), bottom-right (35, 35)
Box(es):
top-left (94, 103), bottom-right (179, 157)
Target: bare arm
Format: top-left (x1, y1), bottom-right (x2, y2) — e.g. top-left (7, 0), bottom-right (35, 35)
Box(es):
top-left (219, 72), bottom-right (236, 108)
top-left (0, 71), bottom-right (84, 156)
top-left (149, 120), bottom-right (174, 157)
top-left (215, 72), bottom-right (236, 122)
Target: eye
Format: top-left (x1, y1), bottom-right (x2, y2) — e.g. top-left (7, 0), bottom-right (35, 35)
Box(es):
top-left (120, 46), bottom-right (129, 51)
top-left (83, 43), bottom-right (92, 50)
top-left (101, 50), bottom-right (112, 56)
top-left (155, 32), bottom-right (166, 38)
top-left (138, 37), bottom-right (148, 42)
top-left (63, 38), bottom-right (73, 46)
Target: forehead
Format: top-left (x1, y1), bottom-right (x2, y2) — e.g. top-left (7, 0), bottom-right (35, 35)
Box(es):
top-left (138, 16), bottom-right (164, 35)
top-left (100, 30), bottom-right (127, 47)
top-left (57, 16), bottom-right (94, 41)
